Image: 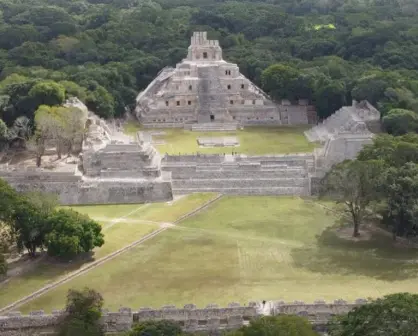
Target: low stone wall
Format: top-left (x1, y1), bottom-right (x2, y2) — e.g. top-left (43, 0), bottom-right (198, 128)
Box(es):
top-left (0, 171), bottom-right (80, 182)
top-left (1, 172), bottom-right (173, 205)
top-left (0, 304), bottom-right (257, 336)
top-left (165, 168), bottom-right (307, 179)
top-left (172, 178), bottom-right (307, 189)
top-left (163, 154), bottom-right (225, 164)
top-left (0, 300), bottom-right (367, 336)
top-left (236, 153), bottom-right (313, 163)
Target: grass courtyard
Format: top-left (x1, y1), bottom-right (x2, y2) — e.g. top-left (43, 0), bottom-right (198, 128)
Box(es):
top-left (17, 196), bottom-right (418, 312)
top-left (0, 193), bottom-right (217, 309)
top-left (124, 122), bottom-right (316, 155)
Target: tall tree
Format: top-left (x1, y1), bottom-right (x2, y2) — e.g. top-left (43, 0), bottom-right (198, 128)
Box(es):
top-left (358, 134), bottom-right (418, 167)
top-left (12, 197), bottom-right (48, 257)
top-left (0, 222), bottom-right (14, 277)
top-left (382, 163), bottom-right (418, 240)
top-left (34, 105), bottom-right (65, 160)
top-left (382, 109), bottom-right (418, 135)
top-left (45, 209), bottom-right (104, 260)
top-left (0, 178), bottom-right (19, 224)
top-left (261, 64), bottom-right (302, 101)
top-left (58, 106), bottom-right (86, 154)
top-left (320, 160), bottom-right (384, 237)
top-left (328, 293), bottom-right (418, 336)
top-left (29, 80), bottom-right (66, 107)
top-left (58, 288), bottom-right (104, 336)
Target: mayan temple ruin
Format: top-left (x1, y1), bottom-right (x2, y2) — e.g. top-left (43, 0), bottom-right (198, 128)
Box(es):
top-left (0, 33), bottom-right (382, 204)
top-left (135, 32), bottom-right (317, 129)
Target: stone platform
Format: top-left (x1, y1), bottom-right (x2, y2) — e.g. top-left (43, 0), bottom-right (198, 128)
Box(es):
top-left (197, 137), bottom-right (239, 147)
top-left (189, 122), bottom-right (238, 132)
top-left (162, 153), bottom-right (314, 196)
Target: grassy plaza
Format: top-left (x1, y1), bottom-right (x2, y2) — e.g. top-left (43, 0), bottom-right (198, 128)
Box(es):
top-left (124, 122), bottom-right (317, 155)
top-left (16, 196), bottom-right (418, 312)
top-left (0, 193), bottom-right (217, 309)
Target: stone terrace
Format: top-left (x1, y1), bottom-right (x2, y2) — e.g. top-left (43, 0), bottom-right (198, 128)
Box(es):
top-left (162, 153), bottom-right (314, 196)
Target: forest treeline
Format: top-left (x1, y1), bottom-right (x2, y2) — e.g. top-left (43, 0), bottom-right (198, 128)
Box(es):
top-left (0, 0), bottom-right (417, 133)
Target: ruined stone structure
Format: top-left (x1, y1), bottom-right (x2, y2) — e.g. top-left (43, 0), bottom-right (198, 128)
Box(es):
top-left (135, 32), bottom-right (316, 129)
top-left (162, 153), bottom-right (314, 196)
top-left (0, 300), bottom-right (368, 336)
top-left (150, 100), bottom-right (378, 196)
top-left (0, 112), bottom-right (173, 205)
top-left (305, 100), bottom-right (381, 172)
top-left (0, 98), bottom-right (380, 202)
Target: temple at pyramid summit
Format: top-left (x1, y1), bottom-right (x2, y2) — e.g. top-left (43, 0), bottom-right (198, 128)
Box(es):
top-left (135, 32), bottom-right (317, 129)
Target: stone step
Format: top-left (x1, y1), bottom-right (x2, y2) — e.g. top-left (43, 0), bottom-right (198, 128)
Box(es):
top-left (195, 166), bottom-right (222, 171)
top-left (191, 123), bottom-right (238, 132)
top-left (165, 167), bottom-right (307, 178)
top-left (100, 169), bottom-right (160, 178)
top-left (172, 187), bottom-right (308, 196)
top-left (169, 171), bottom-right (307, 179)
top-left (172, 178), bottom-right (307, 188)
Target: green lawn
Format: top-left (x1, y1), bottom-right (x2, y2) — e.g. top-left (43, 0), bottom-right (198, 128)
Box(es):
top-left (124, 122), bottom-right (316, 155)
top-left (19, 196), bottom-right (418, 312)
top-left (0, 193), bottom-right (217, 309)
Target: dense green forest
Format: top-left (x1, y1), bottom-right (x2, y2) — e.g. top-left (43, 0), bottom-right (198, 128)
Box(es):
top-left (0, 0), bottom-right (417, 138)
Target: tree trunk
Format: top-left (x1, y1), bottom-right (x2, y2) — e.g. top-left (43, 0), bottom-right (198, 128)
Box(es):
top-left (56, 140), bottom-right (62, 159)
top-left (27, 245), bottom-right (36, 258)
top-left (392, 216), bottom-right (400, 241)
top-left (36, 155), bottom-right (42, 167)
top-left (349, 204), bottom-right (361, 237)
top-left (353, 219), bottom-right (360, 237)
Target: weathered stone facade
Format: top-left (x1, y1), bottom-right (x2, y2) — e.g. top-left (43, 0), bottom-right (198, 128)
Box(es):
top-left (0, 100), bottom-right (380, 202)
top-left (305, 100), bottom-right (381, 173)
top-left (135, 32), bottom-right (316, 127)
top-left (162, 153), bottom-right (314, 196)
top-left (0, 300), bottom-right (368, 336)
top-left (0, 113), bottom-right (173, 205)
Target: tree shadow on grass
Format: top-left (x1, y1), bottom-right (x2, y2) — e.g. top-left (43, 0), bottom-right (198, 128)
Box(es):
top-left (1, 252), bottom-right (95, 292)
top-left (290, 226), bottom-right (418, 281)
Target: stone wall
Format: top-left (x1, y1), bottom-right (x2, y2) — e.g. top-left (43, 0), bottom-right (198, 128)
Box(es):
top-left (0, 170), bottom-right (173, 205)
top-left (164, 154), bottom-right (225, 163)
top-left (314, 134), bottom-right (375, 171)
top-left (0, 300), bottom-right (368, 336)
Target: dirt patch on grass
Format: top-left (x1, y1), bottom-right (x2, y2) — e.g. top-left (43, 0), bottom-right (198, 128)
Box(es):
top-left (335, 227), bottom-right (372, 242)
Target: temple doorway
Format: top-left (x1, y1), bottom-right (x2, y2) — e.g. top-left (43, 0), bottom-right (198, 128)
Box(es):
top-left (210, 114), bottom-right (215, 121)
